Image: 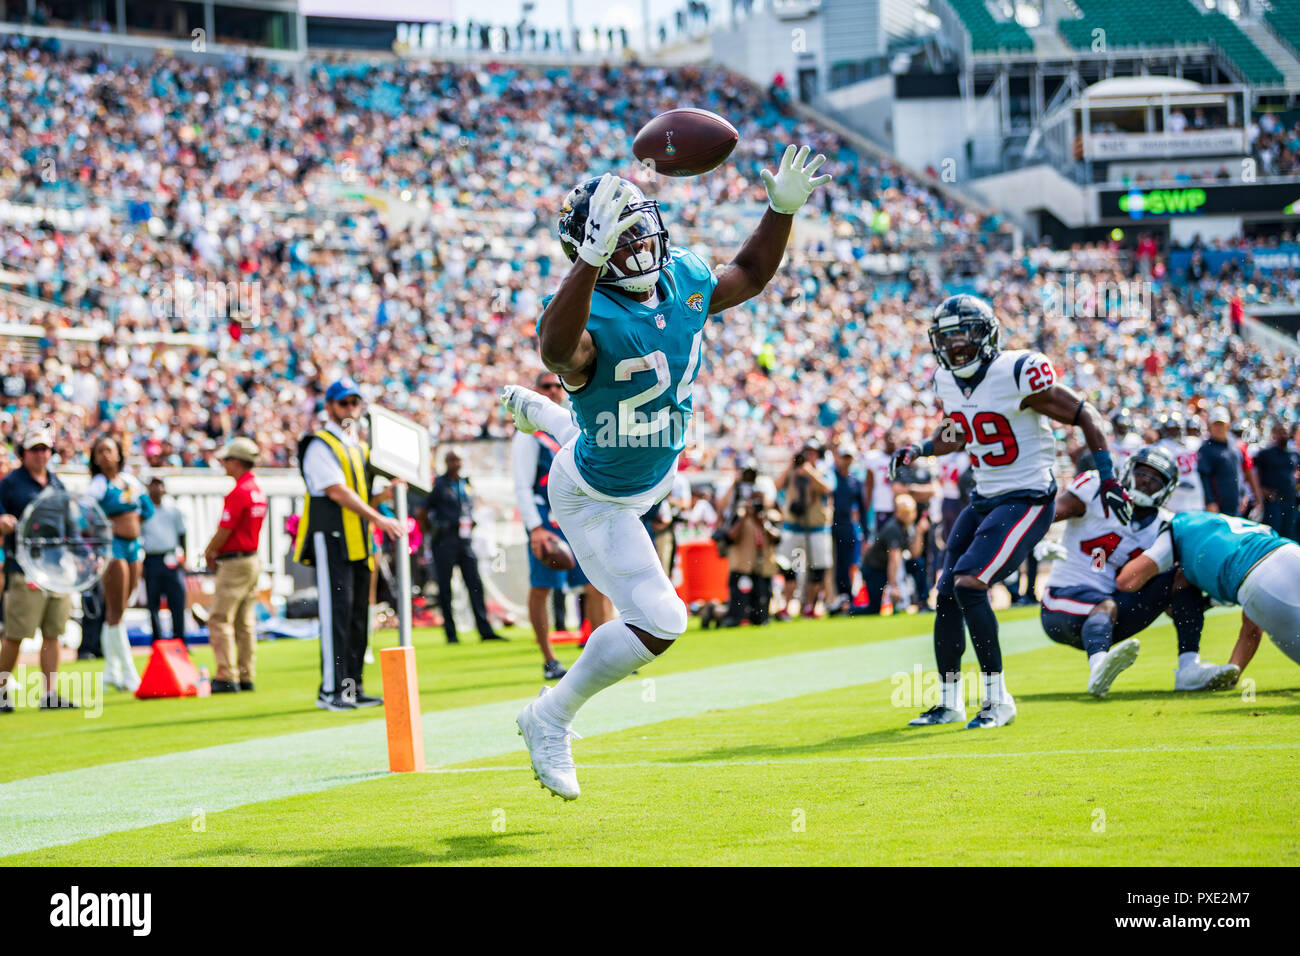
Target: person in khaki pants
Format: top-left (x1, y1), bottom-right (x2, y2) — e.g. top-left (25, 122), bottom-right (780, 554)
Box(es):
top-left (0, 423), bottom-right (76, 711)
top-left (203, 438), bottom-right (267, 693)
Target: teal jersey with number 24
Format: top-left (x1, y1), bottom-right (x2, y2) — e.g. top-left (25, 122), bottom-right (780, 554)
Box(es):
top-left (539, 246), bottom-right (717, 498)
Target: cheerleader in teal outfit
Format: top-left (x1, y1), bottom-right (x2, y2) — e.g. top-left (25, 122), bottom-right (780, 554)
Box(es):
top-left (84, 435), bottom-right (153, 691)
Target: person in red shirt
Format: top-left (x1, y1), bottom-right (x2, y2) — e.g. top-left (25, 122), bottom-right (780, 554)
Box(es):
top-left (203, 437), bottom-right (267, 692)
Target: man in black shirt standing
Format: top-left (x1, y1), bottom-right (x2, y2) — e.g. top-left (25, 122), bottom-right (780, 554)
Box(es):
top-left (1198, 407), bottom-right (1242, 515)
top-left (418, 449), bottom-right (505, 644)
top-left (1256, 420), bottom-right (1300, 541)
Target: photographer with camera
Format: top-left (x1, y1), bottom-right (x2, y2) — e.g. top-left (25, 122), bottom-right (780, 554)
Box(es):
top-left (717, 485), bottom-right (782, 627)
top-left (776, 442), bottom-right (833, 618)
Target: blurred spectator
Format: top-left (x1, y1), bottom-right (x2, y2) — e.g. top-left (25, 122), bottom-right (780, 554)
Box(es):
top-left (776, 443), bottom-right (833, 618)
top-left (1256, 421), bottom-right (1300, 541)
top-left (718, 484), bottom-right (781, 627)
top-left (830, 444), bottom-right (869, 613)
top-left (1199, 408), bottom-right (1242, 516)
top-left (203, 439), bottom-right (266, 692)
top-left (0, 421), bottom-right (75, 710)
top-left (859, 493), bottom-right (926, 614)
top-left (141, 476), bottom-right (189, 644)
top-left (421, 448), bottom-right (504, 645)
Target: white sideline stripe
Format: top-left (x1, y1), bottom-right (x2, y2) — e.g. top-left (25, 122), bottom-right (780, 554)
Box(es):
top-left (0, 617), bottom-right (1054, 858)
top-left (420, 742), bottom-right (1300, 773)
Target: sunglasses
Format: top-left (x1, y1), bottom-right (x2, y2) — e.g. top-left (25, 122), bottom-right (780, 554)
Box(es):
top-left (539, 382), bottom-right (563, 391)
top-left (335, 397), bottom-right (362, 408)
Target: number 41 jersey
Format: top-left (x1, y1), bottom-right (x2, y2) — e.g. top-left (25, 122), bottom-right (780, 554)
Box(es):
top-left (1047, 470), bottom-right (1164, 591)
top-left (934, 349), bottom-right (1058, 499)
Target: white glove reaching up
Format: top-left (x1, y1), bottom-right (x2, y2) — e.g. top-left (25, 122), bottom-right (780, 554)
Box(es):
top-left (761, 144), bottom-right (833, 215)
top-left (577, 173), bottom-right (643, 268)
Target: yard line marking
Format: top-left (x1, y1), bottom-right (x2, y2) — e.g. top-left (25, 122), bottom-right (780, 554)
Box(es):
top-left (419, 742), bottom-right (1300, 773)
top-left (0, 617), bottom-right (1049, 858)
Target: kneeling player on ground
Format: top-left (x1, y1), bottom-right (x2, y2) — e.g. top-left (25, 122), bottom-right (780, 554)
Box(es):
top-left (512, 150), bottom-right (832, 799)
top-left (1118, 510), bottom-right (1300, 681)
top-left (895, 294), bottom-right (1132, 729)
top-left (1041, 447), bottom-right (1236, 697)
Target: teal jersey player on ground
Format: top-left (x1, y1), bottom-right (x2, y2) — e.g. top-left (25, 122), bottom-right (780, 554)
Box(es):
top-left (1142, 511), bottom-right (1286, 604)
top-left (539, 246), bottom-right (716, 498)
top-left (1119, 509), bottom-right (1300, 685)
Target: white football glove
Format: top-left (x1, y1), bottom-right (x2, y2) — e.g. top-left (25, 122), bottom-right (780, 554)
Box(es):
top-left (760, 144), bottom-right (833, 215)
top-left (577, 173), bottom-right (643, 269)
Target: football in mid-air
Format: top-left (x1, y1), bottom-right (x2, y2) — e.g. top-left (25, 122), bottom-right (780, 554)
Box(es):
top-left (633, 108), bottom-right (738, 177)
top-left (537, 533), bottom-right (576, 571)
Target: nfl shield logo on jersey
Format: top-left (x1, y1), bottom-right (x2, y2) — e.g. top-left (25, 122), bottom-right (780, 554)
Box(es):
top-left (655, 313), bottom-right (666, 329)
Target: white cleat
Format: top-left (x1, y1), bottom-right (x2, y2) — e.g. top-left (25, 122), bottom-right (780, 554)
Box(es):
top-left (907, 705), bottom-right (967, 726)
top-left (1175, 660), bottom-right (1241, 692)
top-left (500, 385), bottom-right (544, 435)
top-left (516, 688), bottom-right (581, 801)
top-left (966, 696), bottom-right (1017, 729)
top-left (1088, 637), bottom-right (1140, 699)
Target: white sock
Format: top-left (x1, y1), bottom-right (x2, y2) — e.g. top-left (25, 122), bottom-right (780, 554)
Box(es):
top-left (1178, 651), bottom-right (1200, 670)
top-left (101, 628), bottom-right (121, 683)
top-left (940, 678), bottom-right (962, 711)
top-left (984, 671), bottom-right (1007, 705)
top-left (1088, 651), bottom-right (1106, 670)
top-left (516, 386), bottom-right (578, 440)
top-left (536, 619), bottom-right (657, 727)
top-left (106, 625), bottom-right (139, 683)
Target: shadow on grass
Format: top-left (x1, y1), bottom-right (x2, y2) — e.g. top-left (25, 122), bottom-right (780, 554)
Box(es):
top-left (85, 709), bottom-right (354, 732)
top-left (667, 724), bottom-right (925, 763)
top-left (186, 832), bottom-right (542, 866)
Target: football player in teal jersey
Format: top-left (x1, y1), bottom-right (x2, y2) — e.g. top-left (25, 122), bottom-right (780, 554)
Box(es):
top-left (510, 148), bottom-right (832, 800)
top-left (1118, 510), bottom-right (1300, 684)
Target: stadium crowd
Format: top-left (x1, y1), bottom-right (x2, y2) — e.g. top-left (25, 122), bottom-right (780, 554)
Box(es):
top-left (0, 40), bottom-right (1297, 496)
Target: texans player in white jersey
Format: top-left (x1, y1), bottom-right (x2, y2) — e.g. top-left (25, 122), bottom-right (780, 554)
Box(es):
top-left (1154, 412), bottom-right (1205, 513)
top-left (892, 295), bottom-right (1132, 728)
top-left (1041, 446), bottom-right (1238, 697)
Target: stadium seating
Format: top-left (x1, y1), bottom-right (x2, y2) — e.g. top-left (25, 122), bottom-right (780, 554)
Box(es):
top-left (943, 0), bottom-right (1036, 53)
top-left (1059, 0), bottom-right (1285, 85)
top-left (1265, 0), bottom-right (1300, 59)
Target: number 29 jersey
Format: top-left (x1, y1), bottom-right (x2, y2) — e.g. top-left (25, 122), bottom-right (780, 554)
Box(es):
top-left (540, 246), bottom-right (716, 500)
top-left (934, 349), bottom-right (1058, 499)
top-left (1047, 470), bottom-right (1163, 592)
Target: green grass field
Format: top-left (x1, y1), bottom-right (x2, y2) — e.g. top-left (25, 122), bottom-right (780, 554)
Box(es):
top-left (3, 607), bottom-right (1298, 866)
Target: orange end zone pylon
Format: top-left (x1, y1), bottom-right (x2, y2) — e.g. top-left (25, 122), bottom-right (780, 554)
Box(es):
top-left (379, 646), bottom-right (425, 772)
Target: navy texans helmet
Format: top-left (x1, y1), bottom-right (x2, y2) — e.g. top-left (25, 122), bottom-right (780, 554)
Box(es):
top-left (929, 294), bottom-right (1001, 378)
top-left (1121, 445), bottom-right (1178, 510)
top-left (557, 176), bottom-right (670, 293)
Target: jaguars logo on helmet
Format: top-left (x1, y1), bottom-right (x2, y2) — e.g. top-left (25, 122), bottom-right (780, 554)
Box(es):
top-left (557, 177), bottom-right (671, 294)
top-left (928, 294), bottom-right (1001, 379)
top-left (1120, 445), bottom-right (1178, 510)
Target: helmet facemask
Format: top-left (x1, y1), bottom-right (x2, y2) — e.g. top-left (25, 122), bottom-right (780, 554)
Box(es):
top-left (930, 319), bottom-right (996, 378)
top-left (604, 202), bottom-right (668, 293)
top-left (557, 178), bottom-right (670, 294)
top-left (1121, 455), bottom-right (1177, 510)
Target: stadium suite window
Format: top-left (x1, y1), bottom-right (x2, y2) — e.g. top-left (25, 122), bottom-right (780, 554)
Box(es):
top-left (214, 4), bottom-right (291, 49)
top-left (123, 0), bottom-right (204, 36)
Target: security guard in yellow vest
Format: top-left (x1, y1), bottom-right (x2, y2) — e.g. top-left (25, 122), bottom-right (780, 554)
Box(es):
top-left (295, 379), bottom-right (405, 712)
